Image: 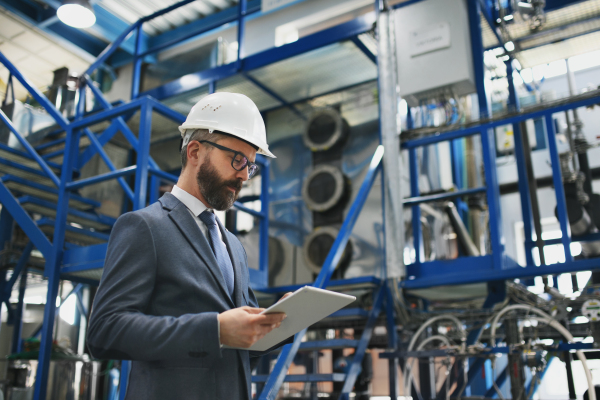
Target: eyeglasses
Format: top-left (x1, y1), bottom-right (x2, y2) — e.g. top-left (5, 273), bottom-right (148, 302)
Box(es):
top-left (197, 140), bottom-right (259, 179)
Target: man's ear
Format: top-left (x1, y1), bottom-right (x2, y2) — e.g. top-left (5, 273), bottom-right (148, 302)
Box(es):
top-left (187, 141), bottom-right (202, 166)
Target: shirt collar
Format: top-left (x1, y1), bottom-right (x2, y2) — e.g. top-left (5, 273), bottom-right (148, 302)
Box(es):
top-left (171, 185), bottom-right (211, 217)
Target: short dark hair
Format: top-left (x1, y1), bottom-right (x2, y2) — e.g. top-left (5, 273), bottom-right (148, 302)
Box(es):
top-left (180, 129), bottom-right (228, 169)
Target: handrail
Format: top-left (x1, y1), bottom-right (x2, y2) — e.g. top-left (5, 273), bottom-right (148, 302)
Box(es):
top-left (0, 109), bottom-right (60, 187)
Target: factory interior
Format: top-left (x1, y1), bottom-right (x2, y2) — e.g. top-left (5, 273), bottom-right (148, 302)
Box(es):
top-left (1, 0), bottom-right (600, 399)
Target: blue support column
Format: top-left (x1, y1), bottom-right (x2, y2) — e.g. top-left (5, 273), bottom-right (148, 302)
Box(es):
top-left (133, 100), bottom-right (153, 210)
top-left (468, 0), bottom-right (504, 270)
top-left (505, 60), bottom-right (535, 267)
top-left (545, 114), bottom-right (572, 262)
top-left (131, 25), bottom-right (144, 100)
top-left (33, 124), bottom-right (77, 400)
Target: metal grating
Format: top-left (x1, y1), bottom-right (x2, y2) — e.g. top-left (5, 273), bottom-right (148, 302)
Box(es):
top-left (98, 0), bottom-right (238, 36)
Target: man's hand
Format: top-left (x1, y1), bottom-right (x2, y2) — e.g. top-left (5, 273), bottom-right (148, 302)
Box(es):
top-left (218, 307), bottom-right (286, 348)
top-left (278, 292), bottom-right (293, 302)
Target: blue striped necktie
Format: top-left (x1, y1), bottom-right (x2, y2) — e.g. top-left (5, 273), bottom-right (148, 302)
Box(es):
top-left (199, 210), bottom-right (235, 297)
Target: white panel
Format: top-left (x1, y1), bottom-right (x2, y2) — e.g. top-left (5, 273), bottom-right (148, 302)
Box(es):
top-left (394, 0), bottom-right (475, 105)
top-left (0, 41), bottom-right (29, 63)
top-left (262, 0), bottom-right (297, 13)
top-left (0, 13), bottom-right (25, 40)
top-left (11, 31), bottom-right (52, 53)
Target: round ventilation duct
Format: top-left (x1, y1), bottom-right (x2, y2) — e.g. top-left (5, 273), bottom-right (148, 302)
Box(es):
top-left (302, 165), bottom-right (348, 212)
top-left (302, 108), bottom-right (349, 152)
top-left (303, 226), bottom-right (352, 275)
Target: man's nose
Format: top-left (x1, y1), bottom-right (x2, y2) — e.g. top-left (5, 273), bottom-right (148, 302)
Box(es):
top-left (235, 167), bottom-right (249, 182)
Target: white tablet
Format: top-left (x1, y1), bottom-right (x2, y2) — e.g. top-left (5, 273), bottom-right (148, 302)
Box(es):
top-left (226, 286), bottom-right (356, 352)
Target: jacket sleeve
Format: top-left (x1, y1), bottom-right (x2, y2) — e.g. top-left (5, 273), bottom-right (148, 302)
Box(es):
top-left (87, 212), bottom-right (221, 361)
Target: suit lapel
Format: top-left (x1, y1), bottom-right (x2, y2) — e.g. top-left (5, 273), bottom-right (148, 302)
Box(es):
top-left (162, 194), bottom-right (235, 308)
top-left (217, 218), bottom-right (244, 308)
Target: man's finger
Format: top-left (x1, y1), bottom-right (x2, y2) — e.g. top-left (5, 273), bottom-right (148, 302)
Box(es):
top-left (243, 307), bottom-right (265, 314)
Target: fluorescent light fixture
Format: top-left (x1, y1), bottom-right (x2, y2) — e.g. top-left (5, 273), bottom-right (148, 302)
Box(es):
top-left (504, 14), bottom-right (514, 21)
top-left (57, 0), bottom-right (96, 29)
top-left (504, 41), bottom-right (515, 52)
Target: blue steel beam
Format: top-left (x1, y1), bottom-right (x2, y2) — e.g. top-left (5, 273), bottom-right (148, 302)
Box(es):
top-left (66, 166), bottom-right (138, 191)
top-left (402, 254), bottom-right (600, 289)
top-left (0, 183), bottom-right (52, 257)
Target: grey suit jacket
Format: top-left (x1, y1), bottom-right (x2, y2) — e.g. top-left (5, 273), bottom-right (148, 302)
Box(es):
top-left (88, 193), bottom-right (273, 400)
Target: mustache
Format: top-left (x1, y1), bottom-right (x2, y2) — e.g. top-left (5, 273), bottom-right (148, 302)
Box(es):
top-left (222, 179), bottom-right (242, 192)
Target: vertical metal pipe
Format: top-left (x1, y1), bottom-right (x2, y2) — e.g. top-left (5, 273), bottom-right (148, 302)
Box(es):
top-left (409, 148), bottom-right (422, 264)
top-left (11, 264), bottom-right (28, 354)
top-left (208, 81), bottom-right (216, 94)
top-left (131, 25), bottom-right (144, 100)
top-left (259, 158), bottom-right (270, 289)
top-left (468, 0), bottom-right (504, 270)
top-left (519, 120), bottom-right (546, 266)
top-left (377, 7), bottom-right (405, 278)
top-left (506, 60), bottom-right (535, 267)
top-left (545, 114), bottom-right (573, 262)
top-left (564, 351), bottom-right (577, 399)
top-left (237, 0), bottom-right (247, 66)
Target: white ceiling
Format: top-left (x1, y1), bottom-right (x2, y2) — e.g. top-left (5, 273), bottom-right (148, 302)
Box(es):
top-left (0, 9), bottom-right (91, 102)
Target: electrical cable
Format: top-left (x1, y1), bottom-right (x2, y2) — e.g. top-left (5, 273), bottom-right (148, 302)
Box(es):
top-left (403, 316), bottom-right (465, 395)
top-left (404, 334), bottom-right (452, 396)
top-left (488, 304), bottom-right (596, 400)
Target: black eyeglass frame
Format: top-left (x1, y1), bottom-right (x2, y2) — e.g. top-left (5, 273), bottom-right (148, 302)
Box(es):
top-left (196, 140), bottom-right (259, 178)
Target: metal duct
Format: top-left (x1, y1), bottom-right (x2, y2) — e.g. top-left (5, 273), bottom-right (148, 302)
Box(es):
top-left (303, 226), bottom-right (352, 275)
top-left (301, 164), bottom-right (349, 212)
top-left (302, 108), bottom-right (349, 152)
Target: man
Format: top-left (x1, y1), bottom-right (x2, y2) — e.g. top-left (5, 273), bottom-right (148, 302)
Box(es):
top-left (87, 92), bottom-right (289, 400)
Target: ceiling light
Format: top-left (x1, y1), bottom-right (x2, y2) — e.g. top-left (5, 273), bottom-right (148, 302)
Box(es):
top-left (504, 41), bottom-right (515, 52)
top-left (57, 0), bottom-right (96, 29)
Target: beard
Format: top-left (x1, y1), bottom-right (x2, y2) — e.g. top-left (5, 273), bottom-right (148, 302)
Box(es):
top-left (196, 157), bottom-right (242, 211)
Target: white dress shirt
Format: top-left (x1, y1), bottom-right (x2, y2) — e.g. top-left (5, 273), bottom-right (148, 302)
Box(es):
top-left (171, 185), bottom-right (225, 243)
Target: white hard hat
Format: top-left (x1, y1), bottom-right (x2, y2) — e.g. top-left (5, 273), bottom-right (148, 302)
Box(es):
top-left (179, 92), bottom-right (275, 158)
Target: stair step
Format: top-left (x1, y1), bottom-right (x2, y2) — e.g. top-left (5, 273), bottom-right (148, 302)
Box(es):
top-left (0, 143), bottom-right (61, 172)
top-left (0, 158), bottom-right (54, 186)
top-left (39, 136), bottom-right (91, 162)
top-left (37, 218), bottom-right (110, 245)
top-left (252, 373), bottom-right (346, 383)
top-left (298, 339), bottom-right (359, 351)
top-left (2, 175), bottom-right (100, 210)
top-left (18, 196), bottom-right (116, 230)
